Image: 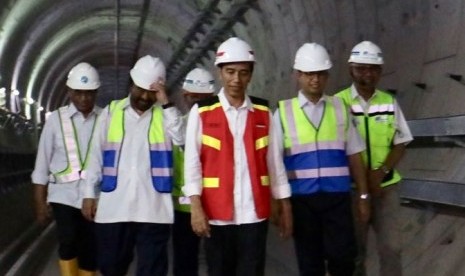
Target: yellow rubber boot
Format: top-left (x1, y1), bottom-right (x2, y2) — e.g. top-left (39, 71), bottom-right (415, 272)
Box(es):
top-left (58, 259), bottom-right (78, 276)
top-left (78, 269), bottom-right (96, 276)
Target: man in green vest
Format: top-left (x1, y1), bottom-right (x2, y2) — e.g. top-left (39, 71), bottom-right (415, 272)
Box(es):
top-left (275, 42), bottom-right (370, 276)
top-left (335, 41), bottom-right (413, 276)
top-left (32, 62), bottom-right (101, 276)
top-left (172, 67), bottom-right (215, 276)
top-left (81, 55), bottom-right (184, 276)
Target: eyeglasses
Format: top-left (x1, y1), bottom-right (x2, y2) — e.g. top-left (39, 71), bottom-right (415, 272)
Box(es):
top-left (350, 65), bottom-right (381, 74)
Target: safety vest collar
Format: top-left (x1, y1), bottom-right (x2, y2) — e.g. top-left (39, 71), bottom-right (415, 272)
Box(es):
top-left (217, 88), bottom-right (255, 112)
top-left (297, 90), bottom-right (330, 108)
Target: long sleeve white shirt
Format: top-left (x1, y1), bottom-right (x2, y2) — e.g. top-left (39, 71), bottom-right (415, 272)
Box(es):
top-left (183, 89), bottom-right (291, 225)
top-left (83, 98), bottom-right (184, 223)
top-left (31, 103), bottom-right (101, 209)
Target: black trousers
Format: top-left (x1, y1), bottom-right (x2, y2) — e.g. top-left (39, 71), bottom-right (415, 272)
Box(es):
top-left (96, 222), bottom-right (170, 276)
top-left (205, 220), bottom-right (268, 276)
top-left (172, 211), bottom-right (201, 276)
top-left (291, 192), bottom-right (357, 276)
top-left (50, 203), bottom-right (97, 271)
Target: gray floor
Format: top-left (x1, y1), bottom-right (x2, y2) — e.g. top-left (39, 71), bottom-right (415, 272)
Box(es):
top-left (40, 224), bottom-right (299, 276)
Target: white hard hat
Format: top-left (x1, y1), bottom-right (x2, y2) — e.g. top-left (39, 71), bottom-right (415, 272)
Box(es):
top-left (66, 62), bottom-right (100, 90)
top-left (293, 43), bottom-right (332, 72)
top-left (215, 37), bottom-right (255, 66)
top-left (130, 55), bottom-right (166, 91)
top-left (348, 41), bottom-right (384, 65)
top-left (183, 68), bottom-right (215, 93)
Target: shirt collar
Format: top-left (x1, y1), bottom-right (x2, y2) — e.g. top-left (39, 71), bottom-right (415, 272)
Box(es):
top-left (68, 103), bottom-right (99, 118)
top-left (350, 84), bottom-right (381, 101)
top-left (297, 90), bottom-right (328, 108)
top-left (218, 88), bottom-right (253, 111)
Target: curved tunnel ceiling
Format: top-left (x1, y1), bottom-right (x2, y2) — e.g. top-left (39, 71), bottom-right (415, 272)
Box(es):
top-left (0, 0), bottom-right (464, 120)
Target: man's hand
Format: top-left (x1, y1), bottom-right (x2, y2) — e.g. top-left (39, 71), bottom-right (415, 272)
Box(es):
top-left (81, 198), bottom-right (97, 221)
top-left (35, 200), bottom-right (51, 225)
top-left (277, 198), bottom-right (293, 239)
top-left (33, 184), bottom-right (51, 225)
top-left (149, 79), bottom-right (169, 105)
top-left (357, 197), bottom-right (371, 224)
top-left (190, 196), bottom-right (210, 238)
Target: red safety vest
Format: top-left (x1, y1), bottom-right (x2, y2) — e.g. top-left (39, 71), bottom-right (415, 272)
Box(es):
top-left (198, 96), bottom-right (271, 220)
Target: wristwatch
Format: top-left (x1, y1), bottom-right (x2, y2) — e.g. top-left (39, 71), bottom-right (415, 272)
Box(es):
top-left (359, 193), bottom-right (370, 200)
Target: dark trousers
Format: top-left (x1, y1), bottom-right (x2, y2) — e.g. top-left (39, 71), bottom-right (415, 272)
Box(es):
top-left (96, 222), bottom-right (170, 276)
top-left (50, 203), bottom-right (97, 271)
top-left (205, 220), bottom-right (268, 276)
top-left (291, 192), bottom-right (357, 276)
top-left (172, 211), bottom-right (201, 276)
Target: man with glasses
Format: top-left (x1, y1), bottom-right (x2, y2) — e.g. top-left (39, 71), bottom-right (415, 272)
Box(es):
top-left (336, 41), bottom-right (413, 276)
top-left (275, 42), bottom-right (369, 276)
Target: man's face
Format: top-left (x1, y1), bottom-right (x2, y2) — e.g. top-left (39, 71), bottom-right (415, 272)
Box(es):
top-left (218, 62), bottom-right (253, 99)
top-left (129, 84), bottom-right (157, 113)
top-left (349, 63), bottom-right (382, 89)
top-left (68, 89), bottom-right (97, 114)
top-left (297, 70), bottom-right (329, 97)
top-left (183, 91), bottom-right (214, 109)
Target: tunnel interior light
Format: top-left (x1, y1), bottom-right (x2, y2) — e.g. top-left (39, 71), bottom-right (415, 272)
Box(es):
top-left (10, 90), bottom-right (21, 113)
top-left (25, 97), bottom-right (35, 105)
top-left (0, 87), bottom-right (6, 107)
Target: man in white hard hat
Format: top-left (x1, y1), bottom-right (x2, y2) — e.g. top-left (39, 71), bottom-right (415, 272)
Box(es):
top-left (274, 43), bottom-right (370, 276)
top-left (335, 41), bottom-right (413, 276)
top-left (183, 37), bottom-right (292, 275)
top-left (81, 55), bottom-right (184, 276)
top-left (172, 67), bottom-right (215, 276)
top-left (32, 62), bottom-right (101, 276)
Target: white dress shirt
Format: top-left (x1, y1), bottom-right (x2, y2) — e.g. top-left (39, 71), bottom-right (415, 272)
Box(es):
top-left (349, 84), bottom-right (413, 145)
top-left (83, 98), bottom-right (184, 223)
top-left (31, 103), bottom-right (101, 209)
top-left (183, 89), bottom-right (291, 225)
top-left (273, 91), bottom-right (366, 156)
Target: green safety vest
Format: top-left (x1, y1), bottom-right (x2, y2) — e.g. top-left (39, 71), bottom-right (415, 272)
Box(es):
top-left (51, 106), bottom-right (97, 183)
top-left (101, 99), bottom-right (173, 193)
top-left (335, 87), bottom-right (401, 187)
top-left (278, 96), bottom-right (351, 194)
top-left (172, 144), bottom-right (191, 212)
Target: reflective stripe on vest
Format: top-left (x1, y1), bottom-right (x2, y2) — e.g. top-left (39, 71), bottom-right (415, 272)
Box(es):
top-left (172, 144), bottom-right (191, 212)
top-left (336, 87), bottom-right (401, 187)
top-left (279, 97), bottom-right (351, 195)
top-left (101, 99), bottom-right (173, 193)
top-left (51, 106), bottom-right (95, 183)
top-left (198, 95), bottom-right (271, 220)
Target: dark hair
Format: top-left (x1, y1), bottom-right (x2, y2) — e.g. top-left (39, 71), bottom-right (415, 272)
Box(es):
top-left (217, 62), bottom-right (254, 73)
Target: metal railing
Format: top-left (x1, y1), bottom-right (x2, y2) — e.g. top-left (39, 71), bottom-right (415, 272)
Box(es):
top-left (401, 116), bottom-right (465, 207)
